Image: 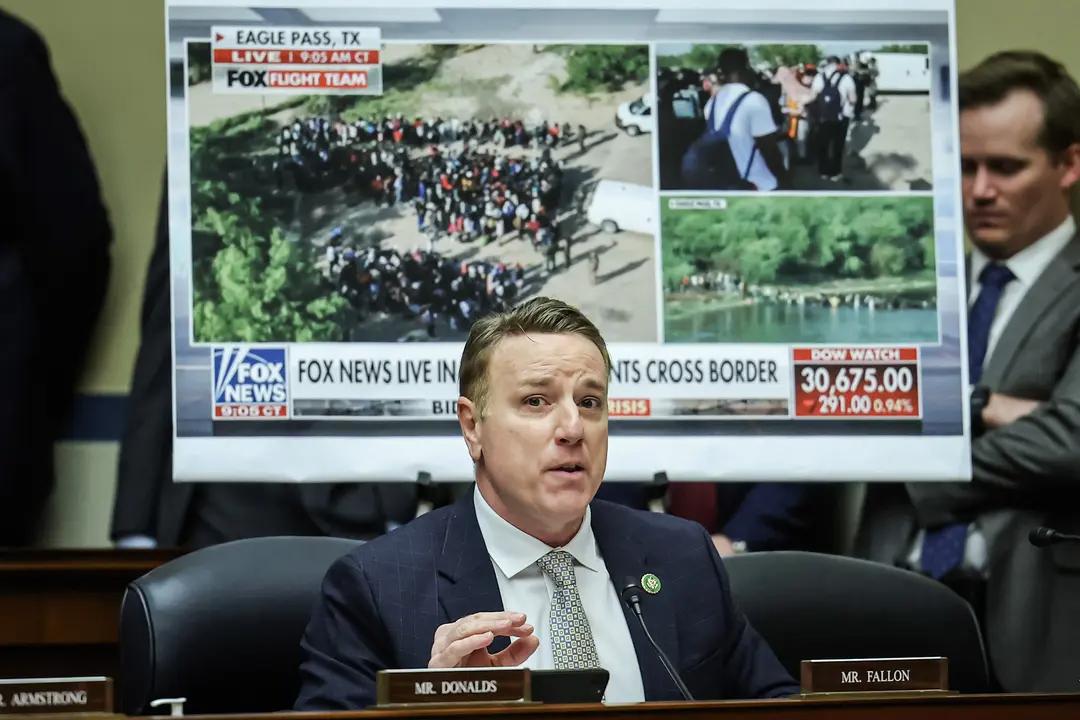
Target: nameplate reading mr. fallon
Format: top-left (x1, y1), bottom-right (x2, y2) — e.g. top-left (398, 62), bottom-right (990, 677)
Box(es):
top-left (800, 657), bottom-right (949, 697)
top-left (0, 677), bottom-right (113, 715)
top-left (376, 667), bottom-right (530, 707)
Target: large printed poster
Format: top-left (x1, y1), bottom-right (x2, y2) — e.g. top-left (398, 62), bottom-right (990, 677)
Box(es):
top-left (165, 0), bottom-right (972, 483)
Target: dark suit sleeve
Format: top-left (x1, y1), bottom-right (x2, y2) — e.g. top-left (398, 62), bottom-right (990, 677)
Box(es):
top-left (0, 13), bottom-right (111, 428)
top-left (295, 554), bottom-right (396, 710)
top-left (703, 526), bottom-right (800, 699)
top-left (721, 483), bottom-right (819, 551)
top-left (972, 328), bottom-right (1080, 491)
top-left (111, 174), bottom-right (172, 540)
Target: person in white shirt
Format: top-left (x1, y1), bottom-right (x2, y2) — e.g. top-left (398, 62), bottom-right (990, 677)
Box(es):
top-left (684, 47), bottom-right (789, 191)
top-left (807, 56), bottom-right (858, 181)
top-left (855, 50), bottom-right (1080, 694)
top-left (296, 297), bottom-right (798, 709)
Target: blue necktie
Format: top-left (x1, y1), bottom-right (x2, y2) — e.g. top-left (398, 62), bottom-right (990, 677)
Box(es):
top-left (967, 263), bottom-right (1016, 385)
top-left (920, 262), bottom-right (1015, 580)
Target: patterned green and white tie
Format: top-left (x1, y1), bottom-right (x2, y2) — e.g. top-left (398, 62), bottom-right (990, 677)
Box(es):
top-left (536, 550), bottom-right (601, 669)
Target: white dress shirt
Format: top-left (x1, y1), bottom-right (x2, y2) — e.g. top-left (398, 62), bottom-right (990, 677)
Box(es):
top-left (703, 83), bottom-right (781, 191)
top-left (473, 489), bottom-right (645, 703)
top-left (906, 216), bottom-right (1075, 575)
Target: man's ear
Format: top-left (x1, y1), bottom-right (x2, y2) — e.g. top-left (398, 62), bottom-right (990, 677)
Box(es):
top-left (457, 396), bottom-right (482, 462)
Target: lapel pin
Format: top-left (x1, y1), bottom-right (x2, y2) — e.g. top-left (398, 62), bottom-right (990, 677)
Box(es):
top-left (641, 573), bottom-right (661, 594)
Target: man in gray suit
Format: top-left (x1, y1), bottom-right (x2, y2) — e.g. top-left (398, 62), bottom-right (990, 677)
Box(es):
top-left (856, 50), bottom-right (1080, 693)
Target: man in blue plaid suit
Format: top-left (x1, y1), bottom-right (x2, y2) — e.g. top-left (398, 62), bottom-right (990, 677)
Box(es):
top-left (296, 297), bottom-right (798, 709)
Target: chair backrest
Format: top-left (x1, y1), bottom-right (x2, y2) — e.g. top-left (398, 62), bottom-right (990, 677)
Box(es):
top-left (119, 536), bottom-right (362, 715)
top-left (723, 551), bottom-right (991, 693)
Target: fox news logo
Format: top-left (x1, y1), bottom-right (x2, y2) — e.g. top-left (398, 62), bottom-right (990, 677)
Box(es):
top-left (212, 347), bottom-right (288, 420)
top-left (226, 69), bottom-right (268, 87)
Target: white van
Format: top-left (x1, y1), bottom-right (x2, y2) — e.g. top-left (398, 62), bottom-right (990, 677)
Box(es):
top-left (868, 52), bottom-right (931, 93)
top-left (586, 180), bottom-right (656, 235)
top-left (615, 92), bottom-right (654, 136)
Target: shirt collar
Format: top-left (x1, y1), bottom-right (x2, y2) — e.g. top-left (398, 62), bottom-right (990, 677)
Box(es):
top-left (473, 486), bottom-right (602, 578)
top-left (970, 216), bottom-right (1076, 289)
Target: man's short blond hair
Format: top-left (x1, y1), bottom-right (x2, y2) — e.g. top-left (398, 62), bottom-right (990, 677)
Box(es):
top-left (458, 297), bottom-right (612, 416)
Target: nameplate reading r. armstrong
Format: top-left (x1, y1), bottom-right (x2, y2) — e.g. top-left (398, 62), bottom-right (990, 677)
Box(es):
top-left (376, 667), bottom-right (530, 707)
top-left (0, 677), bottom-right (113, 715)
top-left (800, 657), bottom-right (950, 698)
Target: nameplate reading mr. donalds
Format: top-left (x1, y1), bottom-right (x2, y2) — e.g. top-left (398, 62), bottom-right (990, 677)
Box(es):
top-left (0, 677), bottom-right (113, 715)
top-left (376, 667), bottom-right (530, 707)
top-left (800, 657), bottom-right (948, 697)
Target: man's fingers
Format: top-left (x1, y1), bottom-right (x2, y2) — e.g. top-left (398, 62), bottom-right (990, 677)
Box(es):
top-left (435, 612), bottom-right (526, 642)
top-left (455, 617), bottom-right (532, 640)
top-left (493, 635), bottom-right (540, 667)
top-left (431, 612), bottom-right (529, 660)
top-left (429, 631), bottom-right (495, 668)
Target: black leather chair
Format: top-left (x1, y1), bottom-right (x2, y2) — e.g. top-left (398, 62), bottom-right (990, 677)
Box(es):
top-left (723, 551), bottom-right (991, 693)
top-left (119, 536), bottom-right (362, 715)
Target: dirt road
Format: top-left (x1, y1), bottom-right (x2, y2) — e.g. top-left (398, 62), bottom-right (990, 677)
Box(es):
top-left (793, 94), bottom-right (933, 191)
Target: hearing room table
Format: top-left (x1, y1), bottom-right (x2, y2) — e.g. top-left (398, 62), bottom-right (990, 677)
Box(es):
top-left (10, 693), bottom-right (1071, 720)
top-left (0, 549), bottom-right (184, 682)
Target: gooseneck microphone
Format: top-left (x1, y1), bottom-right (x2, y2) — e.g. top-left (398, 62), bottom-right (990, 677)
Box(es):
top-left (1029, 526), bottom-right (1080, 547)
top-left (620, 577), bottom-right (695, 702)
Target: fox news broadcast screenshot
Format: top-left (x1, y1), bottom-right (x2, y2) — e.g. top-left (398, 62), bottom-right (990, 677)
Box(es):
top-left (165, 0), bottom-right (972, 485)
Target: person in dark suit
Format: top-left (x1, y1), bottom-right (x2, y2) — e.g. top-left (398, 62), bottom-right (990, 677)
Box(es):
top-left (594, 481), bottom-right (827, 556)
top-left (856, 51), bottom-right (1080, 693)
top-left (0, 10), bottom-right (112, 546)
top-left (109, 174), bottom-right (441, 548)
top-left (295, 297), bottom-right (798, 709)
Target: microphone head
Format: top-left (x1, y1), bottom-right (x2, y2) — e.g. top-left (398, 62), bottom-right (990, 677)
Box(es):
top-left (1029, 527), bottom-right (1057, 547)
top-left (620, 576), bottom-right (642, 605)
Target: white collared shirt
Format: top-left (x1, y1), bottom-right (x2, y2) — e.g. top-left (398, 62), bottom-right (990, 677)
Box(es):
top-left (473, 489), bottom-right (645, 703)
top-left (906, 216), bottom-right (1075, 575)
top-left (968, 216), bottom-right (1075, 368)
top-left (703, 82), bottom-right (781, 191)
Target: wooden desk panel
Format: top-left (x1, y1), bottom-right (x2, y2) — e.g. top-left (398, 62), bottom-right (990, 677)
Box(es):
top-left (0, 549), bottom-right (182, 681)
top-left (192, 694), bottom-right (1080, 719)
top-left (49, 693), bottom-right (1074, 720)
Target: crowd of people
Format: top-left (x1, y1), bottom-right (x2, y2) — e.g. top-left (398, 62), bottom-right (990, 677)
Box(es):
top-left (658, 49), bottom-right (884, 188)
top-left (262, 111), bottom-right (595, 338)
top-left (271, 113), bottom-right (586, 193)
top-left (324, 243), bottom-right (529, 339)
top-left (667, 270), bottom-right (935, 310)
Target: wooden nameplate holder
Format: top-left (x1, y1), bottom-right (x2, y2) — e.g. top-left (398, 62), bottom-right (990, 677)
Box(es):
top-left (0, 677), bottom-right (113, 715)
top-left (798, 657), bottom-right (956, 700)
top-left (375, 667), bottom-right (534, 708)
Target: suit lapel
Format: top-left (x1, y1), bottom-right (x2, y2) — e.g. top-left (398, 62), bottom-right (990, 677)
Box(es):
top-left (590, 501), bottom-right (682, 701)
top-left (983, 236), bottom-right (1080, 386)
top-left (435, 488), bottom-right (510, 653)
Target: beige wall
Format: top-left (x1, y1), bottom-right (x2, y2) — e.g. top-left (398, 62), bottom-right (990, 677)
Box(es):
top-left (0, 0), bottom-right (1073, 546)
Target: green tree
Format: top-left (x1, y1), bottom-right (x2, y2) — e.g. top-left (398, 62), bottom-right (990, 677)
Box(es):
top-left (187, 42), bottom-right (211, 85)
top-left (660, 196), bottom-right (936, 288)
top-left (874, 44), bottom-right (929, 55)
top-left (658, 43), bottom-right (825, 71)
top-left (552, 45), bottom-right (650, 94)
top-left (188, 111), bottom-right (351, 343)
top-left (751, 44), bottom-right (825, 67)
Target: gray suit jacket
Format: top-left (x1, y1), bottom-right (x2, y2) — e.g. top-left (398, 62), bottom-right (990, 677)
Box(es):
top-left (856, 233), bottom-right (1080, 693)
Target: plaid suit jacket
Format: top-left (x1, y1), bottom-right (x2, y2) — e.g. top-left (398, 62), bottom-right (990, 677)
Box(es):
top-left (294, 487), bottom-right (797, 709)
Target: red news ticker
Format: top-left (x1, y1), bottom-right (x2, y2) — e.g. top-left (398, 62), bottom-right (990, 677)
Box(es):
top-left (609, 399), bottom-right (651, 417)
top-left (792, 361), bottom-right (920, 419)
top-left (792, 347), bottom-right (918, 363)
top-left (213, 48), bottom-right (381, 65)
top-left (214, 404), bottom-right (287, 419)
